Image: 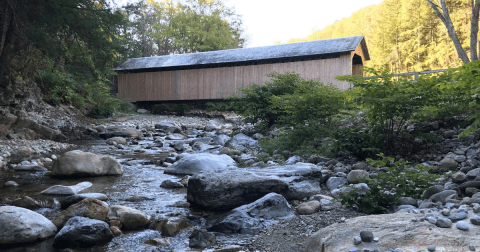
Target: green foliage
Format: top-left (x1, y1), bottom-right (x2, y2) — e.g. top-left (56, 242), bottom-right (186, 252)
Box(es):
top-left (339, 153), bottom-right (443, 214)
top-left (288, 0), bottom-right (469, 70)
top-left (337, 67), bottom-right (441, 151)
top-left (37, 70), bottom-right (85, 108)
top-left (152, 103), bottom-right (191, 115)
top-left (447, 60), bottom-right (480, 137)
top-left (259, 123), bottom-right (332, 158)
top-left (205, 101), bottom-right (237, 112)
top-left (331, 127), bottom-right (383, 159)
top-left (123, 0), bottom-right (244, 58)
top-left (270, 80), bottom-right (346, 125)
top-left (234, 72), bottom-right (309, 128)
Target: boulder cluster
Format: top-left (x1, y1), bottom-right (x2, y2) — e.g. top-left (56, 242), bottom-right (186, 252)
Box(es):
top-left (3, 114), bottom-right (480, 251)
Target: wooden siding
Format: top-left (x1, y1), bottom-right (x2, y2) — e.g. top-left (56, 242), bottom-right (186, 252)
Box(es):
top-left (118, 53), bottom-right (352, 102)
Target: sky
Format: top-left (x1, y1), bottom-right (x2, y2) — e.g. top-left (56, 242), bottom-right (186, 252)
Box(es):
top-left (114, 0), bottom-right (385, 48)
top-left (223, 0), bottom-right (384, 48)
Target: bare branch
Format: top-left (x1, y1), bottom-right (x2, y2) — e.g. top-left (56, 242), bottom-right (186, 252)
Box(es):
top-left (427, 0), bottom-right (470, 63)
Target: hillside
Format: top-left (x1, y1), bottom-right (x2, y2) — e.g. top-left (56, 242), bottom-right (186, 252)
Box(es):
top-left (289, 0), bottom-right (473, 73)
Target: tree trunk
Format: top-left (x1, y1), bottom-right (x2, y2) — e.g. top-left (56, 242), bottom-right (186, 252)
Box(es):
top-left (471, 0), bottom-right (480, 61)
top-left (427, 0), bottom-right (471, 63)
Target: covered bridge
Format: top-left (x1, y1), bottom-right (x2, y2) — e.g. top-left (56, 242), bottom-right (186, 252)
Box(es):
top-left (115, 35), bottom-right (370, 103)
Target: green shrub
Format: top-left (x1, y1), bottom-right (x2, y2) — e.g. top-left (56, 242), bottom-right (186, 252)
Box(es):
top-left (234, 72), bottom-right (304, 128)
top-left (259, 122), bottom-right (333, 158)
top-left (117, 101), bottom-right (135, 113)
top-left (151, 103), bottom-right (190, 115)
top-left (171, 104), bottom-right (190, 115)
top-left (338, 153), bottom-right (442, 214)
top-left (37, 70), bottom-right (86, 108)
top-left (270, 79), bottom-right (346, 126)
top-left (152, 104), bottom-right (171, 114)
top-left (87, 104), bottom-right (116, 118)
top-left (337, 67), bottom-right (443, 151)
top-left (205, 101), bottom-right (237, 111)
top-left (331, 127), bottom-right (383, 159)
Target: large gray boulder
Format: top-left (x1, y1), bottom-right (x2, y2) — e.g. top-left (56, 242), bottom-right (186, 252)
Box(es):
top-left (228, 133), bottom-right (260, 151)
top-left (306, 211), bottom-right (480, 252)
top-left (187, 164), bottom-right (322, 210)
top-left (164, 153), bottom-right (236, 176)
top-left (0, 206), bottom-right (57, 244)
top-left (155, 121), bottom-right (180, 133)
top-left (50, 150), bottom-right (123, 177)
top-left (53, 216), bottom-right (113, 248)
top-left (208, 193), bottom-right (294, 234)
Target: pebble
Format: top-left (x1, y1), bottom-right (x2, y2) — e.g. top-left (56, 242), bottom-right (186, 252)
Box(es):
top-left (373, 237), bottom-right (379, 242)
top-left (456, 221), bottom-right (470, 231)
top-left (470, 215), bottom-right (480, 225)
top-left (436, 217), bottom-right (452, 228)
top-left (360, 231), bottom-right (374, 242)
top-left (353, 236), bottom-right (362, 245)
top-left (340, 217), bottom-right (346, 222)
top-left (441, 209), bottom-right (450, 216)
top-left (427, 245), bottom-right (436, 251)
top-left (473, 204), bottom-right (480, 213)
top-left (470, 244), bottom-right (476, 251)
top-left (349, 248), bottom-right (360, 252)
top-left (448, 211), bottom-right (468, 221)
top-left (4, 181), bottom-right (18, 187)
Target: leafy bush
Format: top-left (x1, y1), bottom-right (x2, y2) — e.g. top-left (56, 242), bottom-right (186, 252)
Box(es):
top-left (152, 103), bottom-right (191, 115)
top-left (338, 154), bottom-right (442, 214)
top-left (205, 101), bottom-right (237, 111)
top-left (331, 127), bottom-right (383, 159)
top-left (270, 79), bottom-right (346, 125)
top-left (37, 70), bottom-right (86, 108)
top-left (337, 67), bottom-right (442, 151)
top-left (259, 123), bottom-right (333, 158)
top-left (446, 60), bottom-right (480, 136)
top-left (234, 72), bottom-right (304, 128)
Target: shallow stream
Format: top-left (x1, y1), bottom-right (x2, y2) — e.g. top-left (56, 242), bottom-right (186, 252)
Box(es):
top-left (1, 137), bottom-right (254, 252)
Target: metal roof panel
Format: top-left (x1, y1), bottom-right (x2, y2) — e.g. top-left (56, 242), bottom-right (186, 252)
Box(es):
top-left (115, 36), bottom-right (367, 71)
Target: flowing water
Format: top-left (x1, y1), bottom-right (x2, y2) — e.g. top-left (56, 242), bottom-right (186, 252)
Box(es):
top-left (1, 137), bottom-right (254, 252)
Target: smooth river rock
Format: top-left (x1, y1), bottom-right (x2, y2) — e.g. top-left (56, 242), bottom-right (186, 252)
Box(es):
top-left (50, 150), bottom-right (123, 177)
top-left (208, 193), bottom-right (294, 234)
top-left (41, 181), bottom-right (92, 195)
top-left (60, 193), bottom-right (109, 209)
top-left (0, 206), bottom-right (57, 244)
top-left (53, 216), bottom-right (113, 248)
top-left (53, 198), bottom-right (109, 229)
top-left (107, 205), bottom-right (150, 230)
top-left (228, 133), bottom-right (260, 151)
top-left (164, 153), bottom-right (236, 176)
top-left (306, 212), bottom-right (480, 252)
top-left (187, 164), bottom-right (322, 210)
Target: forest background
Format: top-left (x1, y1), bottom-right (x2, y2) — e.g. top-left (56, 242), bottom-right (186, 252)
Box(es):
top-left (1, 0), bottom-right (479, 118)
top-left (290, 0), bottom-right (476, 73)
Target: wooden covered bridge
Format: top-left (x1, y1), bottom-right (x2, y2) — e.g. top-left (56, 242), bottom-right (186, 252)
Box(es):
top-left (115, 35), bottom-right (370, 103)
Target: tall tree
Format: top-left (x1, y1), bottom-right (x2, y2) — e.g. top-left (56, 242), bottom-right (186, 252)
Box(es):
top-left (124, 0), bottom-right (244, 57)
top-left (0, 0), bottom-right (127, 106)
top-left (427, 0), bottom-right (480, 63)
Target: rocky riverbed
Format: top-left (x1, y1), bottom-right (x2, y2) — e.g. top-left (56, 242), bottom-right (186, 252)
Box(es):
top-left (2, 113), bottom-right (480, 252)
